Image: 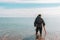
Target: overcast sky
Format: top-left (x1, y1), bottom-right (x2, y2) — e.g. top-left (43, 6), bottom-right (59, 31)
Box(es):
top-left (0, 2), bottom-right (60, 17)
top-left (0, 0), bottom-right (60, 3)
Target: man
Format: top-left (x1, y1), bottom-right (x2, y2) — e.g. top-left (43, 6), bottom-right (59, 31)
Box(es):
top-left (34, 14), bottom-right (46, 39)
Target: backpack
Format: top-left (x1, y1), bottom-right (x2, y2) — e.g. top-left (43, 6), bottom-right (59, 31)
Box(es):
top-left (36, 16), bottom-right (42, 24)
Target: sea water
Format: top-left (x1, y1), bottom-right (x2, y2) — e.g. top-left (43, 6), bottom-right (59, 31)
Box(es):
top-left (0, 17), bottom-right (60, 40)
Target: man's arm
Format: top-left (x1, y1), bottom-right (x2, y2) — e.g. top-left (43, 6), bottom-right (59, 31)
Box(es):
top-left (34, 18), bottom-right (37, 27)
top-left (34, 20), bottom-right (37, 27)
top-left (42, 19), bottom-right (46, 34)
top-left (43, 26), bottom-right (46, 34)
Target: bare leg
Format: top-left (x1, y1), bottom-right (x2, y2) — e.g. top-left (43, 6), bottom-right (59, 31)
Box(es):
top-left (36, 27), bottom-right (38, 39)
top-left (39, 27), bottom-right (42, 37)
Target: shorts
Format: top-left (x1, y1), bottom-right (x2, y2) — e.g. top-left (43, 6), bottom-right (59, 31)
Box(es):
top-left (36, 27), bottom-right (42, 35)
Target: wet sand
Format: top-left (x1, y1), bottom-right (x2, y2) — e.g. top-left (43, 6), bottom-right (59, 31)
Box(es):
top-left (23, 32), bottom-right (60, 40)
top-left (0, 32), bottom-right (60, 40)
top-left (0, 35), bottom-right (22, 40)
top-left (37, 32), bottom-right (60, 40)
top-left (0, 32), bottom-right (23, 40)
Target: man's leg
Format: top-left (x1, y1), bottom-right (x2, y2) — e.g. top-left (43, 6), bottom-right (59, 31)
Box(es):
top-left (39, 27), bottom-right (42, 37)
top-left (36, 27), bottom-right (38, 39)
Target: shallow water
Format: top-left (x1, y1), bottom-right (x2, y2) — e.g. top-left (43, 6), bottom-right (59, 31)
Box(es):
top-left (0, 17), bottom-right (60, 40)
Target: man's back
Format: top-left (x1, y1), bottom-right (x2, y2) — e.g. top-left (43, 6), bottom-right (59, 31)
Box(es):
top-left (34, 16), bottom-right (45, 27)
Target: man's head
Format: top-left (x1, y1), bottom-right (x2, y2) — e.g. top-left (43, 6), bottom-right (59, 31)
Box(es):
top-left (38, 14), bottom-right (41, 17)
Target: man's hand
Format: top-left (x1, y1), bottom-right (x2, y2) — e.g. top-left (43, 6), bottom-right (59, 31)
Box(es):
top-left (43, 26), bottom-right (47, 34)
top-left (34, 26), bottom-right (36, 27)
top-left (44, 28), bottom-right (46, 34)
top-left (34, 24), bottom-right (37, 27)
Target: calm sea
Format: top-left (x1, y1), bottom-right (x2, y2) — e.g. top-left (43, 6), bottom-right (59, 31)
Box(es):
top-left (0, 17), bottom-right (60, 40)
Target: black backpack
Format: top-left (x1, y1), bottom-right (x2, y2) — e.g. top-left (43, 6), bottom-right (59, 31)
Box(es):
top-left (36, 16), bottom-right (43, 24)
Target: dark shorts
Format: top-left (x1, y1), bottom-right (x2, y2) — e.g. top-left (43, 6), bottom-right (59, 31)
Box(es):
top-left (36, 27), bottom-right (42, 35)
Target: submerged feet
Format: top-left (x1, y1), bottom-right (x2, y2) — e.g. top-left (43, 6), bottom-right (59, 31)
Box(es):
top-left (36, 34), bottom-right (45, 40)
top-left (36, 35), bottom-right (39, 39)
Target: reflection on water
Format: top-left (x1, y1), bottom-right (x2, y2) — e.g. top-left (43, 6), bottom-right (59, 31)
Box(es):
top-left (23, 32), bottom-right (60, 40)
top-left (0, 32), bottom-right (60, 40)
top-left (0, 17), bottom-right (60, 40)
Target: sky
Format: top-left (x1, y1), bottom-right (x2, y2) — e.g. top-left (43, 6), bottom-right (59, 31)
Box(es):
top-left (0, 1), bottom-right (60, 17)
top-left (0, 0), bottom-right (60, 3)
